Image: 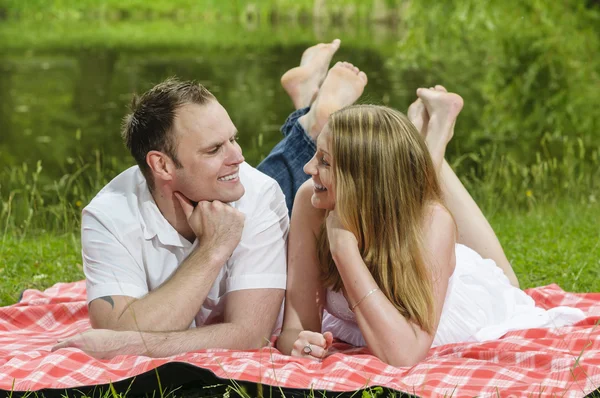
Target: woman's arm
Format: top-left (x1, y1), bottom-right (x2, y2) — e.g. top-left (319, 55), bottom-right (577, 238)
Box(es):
top-left (328, 204), bottom-right (456, 367)
top-left (276, 181), bottom-right (328, 355)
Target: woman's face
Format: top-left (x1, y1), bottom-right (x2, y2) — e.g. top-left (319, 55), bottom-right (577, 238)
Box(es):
top-left (303, 125), bottom-right (336, 210)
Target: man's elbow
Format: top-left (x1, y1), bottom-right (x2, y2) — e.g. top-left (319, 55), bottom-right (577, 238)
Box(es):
top-left (244, 332), bottom-right (272, 350)
top-left (230, 325), bottom-right (272, 350)
top-left (90, 316), bottom-right (129, 331)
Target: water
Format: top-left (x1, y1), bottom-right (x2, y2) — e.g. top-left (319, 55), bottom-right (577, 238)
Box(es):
top-left (0, 38), bottom-right (405, 180)
top-left (0, 20), bottom-right (595, 184)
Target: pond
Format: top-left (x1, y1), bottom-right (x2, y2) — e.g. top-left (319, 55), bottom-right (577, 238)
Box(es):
top-left (0, 26), bottom-right (412, 180)
top-left (0, 18), bottom-right (597, 188)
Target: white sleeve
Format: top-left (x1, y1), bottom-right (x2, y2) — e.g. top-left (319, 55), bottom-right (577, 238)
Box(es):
top-left (82, 209), bottom-right (149, 303)
top-left (225, 182), bottom-right (289, 292)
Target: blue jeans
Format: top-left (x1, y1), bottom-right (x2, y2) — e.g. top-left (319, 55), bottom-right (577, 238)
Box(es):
top-left (258, 107), bottom-right (315, 216)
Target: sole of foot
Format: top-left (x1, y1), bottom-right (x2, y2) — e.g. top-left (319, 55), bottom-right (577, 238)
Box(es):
top-left (303, 61), bottom-right (368, 140)
top-left (281, 39), bottom-right (341, 110)
top-left (415, 86), bottom-right (463, 169)
top-left (416, 87), bottom-right (463, 132)
top-left (407, 98), bottom-right (429, 137)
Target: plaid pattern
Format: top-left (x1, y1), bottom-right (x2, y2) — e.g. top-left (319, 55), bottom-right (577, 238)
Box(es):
top-left (1, 281), bottom-right (599, 397)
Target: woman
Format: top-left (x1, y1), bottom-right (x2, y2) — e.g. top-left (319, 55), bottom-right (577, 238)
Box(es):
top-left (275, 86), bottom-right (585, 367)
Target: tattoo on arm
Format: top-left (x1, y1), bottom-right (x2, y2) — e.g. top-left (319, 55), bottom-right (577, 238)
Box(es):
top-left (89, 296), bottom-right (115, 309)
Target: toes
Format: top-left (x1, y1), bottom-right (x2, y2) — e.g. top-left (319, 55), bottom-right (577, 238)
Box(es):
top-left (358, 71), bottom-right (368, 84)
top-left (331, 38), bottom-right (341, 50)
top-left (435, 85), bottom-right (448, 92)
top-left (416, 88), bottom-right (428, 97)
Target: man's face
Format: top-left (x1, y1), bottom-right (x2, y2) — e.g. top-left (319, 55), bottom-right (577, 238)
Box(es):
top-left (170, 100), bottom-right (245, 203)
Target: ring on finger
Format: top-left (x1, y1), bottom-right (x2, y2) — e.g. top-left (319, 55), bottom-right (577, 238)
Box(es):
top-left (302, 344), bottom-right (312, 355)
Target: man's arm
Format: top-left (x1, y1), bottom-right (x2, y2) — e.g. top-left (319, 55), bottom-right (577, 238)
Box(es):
top-left (86, 198), bottom-right (245, 332)
top-left (89, 245), bottom-right (228, 332)
top-left (137, 288), bottom-right (285, 355)
top-left (54, 288), bottom-right (284, 358)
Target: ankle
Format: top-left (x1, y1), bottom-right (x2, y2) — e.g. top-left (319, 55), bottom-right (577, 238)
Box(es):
top-left (299, 111), bottom-right (323, 141)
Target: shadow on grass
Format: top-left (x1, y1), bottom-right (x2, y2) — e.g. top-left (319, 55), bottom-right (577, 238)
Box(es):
top-left (0, 362), bottom-right (415, 398)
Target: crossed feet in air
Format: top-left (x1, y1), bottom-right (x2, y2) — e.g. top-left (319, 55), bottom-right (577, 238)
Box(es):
top-left (281, 39), bottom-right (341, 110)
top-left (281, 38), bottom-right (463, 160)
top-left (300, 61), bottom-right (368, 140)
top-left (408, 85), bottom-right (464, 171)
top-left (281, 39), bottom-right (369, 141)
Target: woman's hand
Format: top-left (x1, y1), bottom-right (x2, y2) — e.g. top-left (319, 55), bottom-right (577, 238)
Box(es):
top-left (325, 210), bottom-right (358, 255)
top-left (291, 331), bottom-right (333, 361)
top-left (51, 329), bottom-right (143, 359)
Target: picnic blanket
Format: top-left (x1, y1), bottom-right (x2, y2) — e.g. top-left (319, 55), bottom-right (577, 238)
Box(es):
top-left (1, 281), bottom-right (599, 397)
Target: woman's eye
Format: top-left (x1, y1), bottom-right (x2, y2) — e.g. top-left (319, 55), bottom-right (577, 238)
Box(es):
top-left (321, 156), bottom-right (329, 166)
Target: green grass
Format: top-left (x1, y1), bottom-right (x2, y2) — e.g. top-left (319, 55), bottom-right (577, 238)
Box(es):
top-left (0, 232), bottom-right (82, 305)
top-left (489, 201), bottom-right (600, 293)
top-left (2, 200), bottom-right (598, 307)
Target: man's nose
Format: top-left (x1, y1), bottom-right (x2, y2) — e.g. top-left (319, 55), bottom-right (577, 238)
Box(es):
top-left (227, 142), bottom-right (245, 164)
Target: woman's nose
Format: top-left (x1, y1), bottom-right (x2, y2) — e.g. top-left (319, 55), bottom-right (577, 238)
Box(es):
top-left (303, 156), bottom-right (317, 175)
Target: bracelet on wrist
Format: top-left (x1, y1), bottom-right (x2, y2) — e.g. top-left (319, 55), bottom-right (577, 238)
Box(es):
top-left (351, 288), bottom-right (379, 311)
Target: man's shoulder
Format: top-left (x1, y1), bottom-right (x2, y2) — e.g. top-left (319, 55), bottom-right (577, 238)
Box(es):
top-left (238, 162), bottom-right (281, 201)
top-left (237, 162), bottom-right (288, 218)
top-left (83, 166), bottom-right (144, 224)
top-left (239, 162), bottom-right (278, 189)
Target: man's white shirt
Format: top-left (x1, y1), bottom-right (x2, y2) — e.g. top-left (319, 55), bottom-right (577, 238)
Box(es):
top-left (82, 162), bottom-right (288, 327)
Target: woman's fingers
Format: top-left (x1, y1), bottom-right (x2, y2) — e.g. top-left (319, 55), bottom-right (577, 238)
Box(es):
top-left (323, 331), bottom-right (334, 349)
top-left (291, 331), bottom-right (330, 360)
top-left (291, 344), bottom-right (327, 360)
top-left (299, 330), bottom-right (327, 346)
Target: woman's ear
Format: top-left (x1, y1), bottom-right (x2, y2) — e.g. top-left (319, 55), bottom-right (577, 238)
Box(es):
top-left (146, 150), bottom-right (174, 183)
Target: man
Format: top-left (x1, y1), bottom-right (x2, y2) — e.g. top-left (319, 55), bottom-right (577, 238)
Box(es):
top-left (76, 78), bottom-right (288, 354)
top-left (52, 39), bottom-right (348, 358)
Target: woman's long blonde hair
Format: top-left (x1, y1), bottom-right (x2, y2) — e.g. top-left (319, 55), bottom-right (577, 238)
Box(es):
top-left (318, 105), bottom-right (445, 334)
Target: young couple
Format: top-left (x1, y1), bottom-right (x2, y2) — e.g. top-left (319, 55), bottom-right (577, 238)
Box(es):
top-left (53, 39), bottom-right (584, 366)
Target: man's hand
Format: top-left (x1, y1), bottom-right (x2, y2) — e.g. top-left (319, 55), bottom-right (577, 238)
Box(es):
top-left (175, 192), bottom-right (245, 261)
top-left (51, 329), bottom-right (145, 359)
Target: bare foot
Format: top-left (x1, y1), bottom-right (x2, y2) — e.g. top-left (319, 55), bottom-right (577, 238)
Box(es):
top-left (416, 86), bottom-right (463, 170)
top-left (281, 39), bottom-right (341, 110)
top-left (299, 61), bottom-right (368, 140)
top-left (407, 98), bottom-right (429, 137)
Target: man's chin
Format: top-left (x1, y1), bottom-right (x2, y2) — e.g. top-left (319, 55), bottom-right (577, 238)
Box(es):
top-left (222, 185), bottom-right (245, 203)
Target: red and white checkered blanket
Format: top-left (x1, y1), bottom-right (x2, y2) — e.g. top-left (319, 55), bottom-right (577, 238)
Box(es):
top-left (1, 281), bottom-right (599, 397)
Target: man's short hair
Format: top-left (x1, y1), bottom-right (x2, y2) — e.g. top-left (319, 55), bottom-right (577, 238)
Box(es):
top-left (121, 77), bottom-right (216, 191)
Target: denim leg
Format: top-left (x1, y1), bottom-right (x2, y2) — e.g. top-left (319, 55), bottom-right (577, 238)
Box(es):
top-left (258, 107), bottom-right (315, 216)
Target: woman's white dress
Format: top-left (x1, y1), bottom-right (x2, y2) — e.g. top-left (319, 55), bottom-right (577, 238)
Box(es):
top-left (323, 244), bottom-right (585, 347)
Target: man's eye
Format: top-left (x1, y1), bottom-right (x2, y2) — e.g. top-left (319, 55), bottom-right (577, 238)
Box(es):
top-left (209, 146), bottom-right (221, 154)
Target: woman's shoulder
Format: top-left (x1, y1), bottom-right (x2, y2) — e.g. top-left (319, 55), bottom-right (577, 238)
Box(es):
top-left (292, 180), bottom-right (327, 235)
